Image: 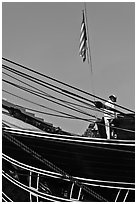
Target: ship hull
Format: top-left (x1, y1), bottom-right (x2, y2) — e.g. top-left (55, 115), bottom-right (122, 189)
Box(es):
top-left (3, 127), bottom-right (135, 186)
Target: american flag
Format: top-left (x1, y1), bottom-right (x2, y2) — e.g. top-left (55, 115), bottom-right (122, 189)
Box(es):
top-left (79, 11), bottom-right (87, 62)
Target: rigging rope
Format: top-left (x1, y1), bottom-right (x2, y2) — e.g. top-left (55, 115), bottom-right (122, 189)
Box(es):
top-left (2, 64), bottom-right (96, 108)
top-left (3, 89), bottom-right (92, 119)
top-left (2, 65), bottom-right (116, 116)
top-left (3, 90), bottom-right (94, 123)
top-left (3, 71), bottom-right (97, 112)
top-left (3, 79), bottom-right (100, 119)
top-left (2, 62), bottom-right (135, 133)
top-left (2, 58), bottom-right (135, 113)
top-left (3, 89), bottom-right (134, 133)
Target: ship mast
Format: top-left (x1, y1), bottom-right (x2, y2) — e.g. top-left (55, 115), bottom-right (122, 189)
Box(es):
top-left (83, 2), bottom-right (96, 116)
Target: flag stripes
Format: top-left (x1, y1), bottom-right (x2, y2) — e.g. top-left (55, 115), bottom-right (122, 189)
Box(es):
top-left (79, 11), bottom-right (87, 62)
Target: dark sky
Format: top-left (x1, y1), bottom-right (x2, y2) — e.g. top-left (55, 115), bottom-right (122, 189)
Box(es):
top-left (2, 2), bottom-right (135, 134)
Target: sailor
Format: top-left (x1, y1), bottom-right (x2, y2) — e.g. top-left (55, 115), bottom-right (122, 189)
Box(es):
top-left (104, 95), bottom-right (117, 139)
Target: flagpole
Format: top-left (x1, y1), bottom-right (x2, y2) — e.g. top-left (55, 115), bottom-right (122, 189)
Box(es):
top-left (83, 2), bottom-right (96, 100)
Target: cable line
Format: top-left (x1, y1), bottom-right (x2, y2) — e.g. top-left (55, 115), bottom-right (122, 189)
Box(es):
top-left (3, 89), bottom-right (95, 122)
top-left (2, 64), bottom-right (120, 117)
top-left (22, 107), bottom-right (94, 122)
top-left (3, 64), bottom-right (96, 108)
top-left (3, 90), bottom-right (134, 133)
top-left (3, 79), bottom-right (99, 119)
top-left (3, 70), bottom-right (111, 116)
top-left (2, 57), bottom-right (135, 113)
top-left (3, 70), bottom-right (134, 133)
top-left (3, 71), bottom-right (96, 112)
top-left (3, 90), bottom-right (94, 123)
top-left (2, 64), bottom-right (125, 117)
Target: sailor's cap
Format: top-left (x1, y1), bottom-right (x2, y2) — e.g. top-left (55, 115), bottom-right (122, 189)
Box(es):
top-left (109, 95), bottom-right (117, 100)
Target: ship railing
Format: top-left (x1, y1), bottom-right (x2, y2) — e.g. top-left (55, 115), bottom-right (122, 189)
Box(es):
top-left (29, 171), bottom-right (39, 202)
top-left (3, 153), bottom-right (135, 190)
top-left (70, 183), bottom-right (82, 201)
top-left (2, 191), bottom-right (13, 202)
top-left (3, 126), bottom-right (135, 146)
top-left (3, 154), bottom-right (76, 201)
top-left (2, 153), bottom-right (135, 202)
top-left (114, 189), bottom-right (130, 202)
top-left (2, 170), bottom-right (72, 202)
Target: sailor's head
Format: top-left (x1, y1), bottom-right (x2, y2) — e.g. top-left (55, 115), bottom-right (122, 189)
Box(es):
top-left (109, 95), bottom-right (117, 102)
